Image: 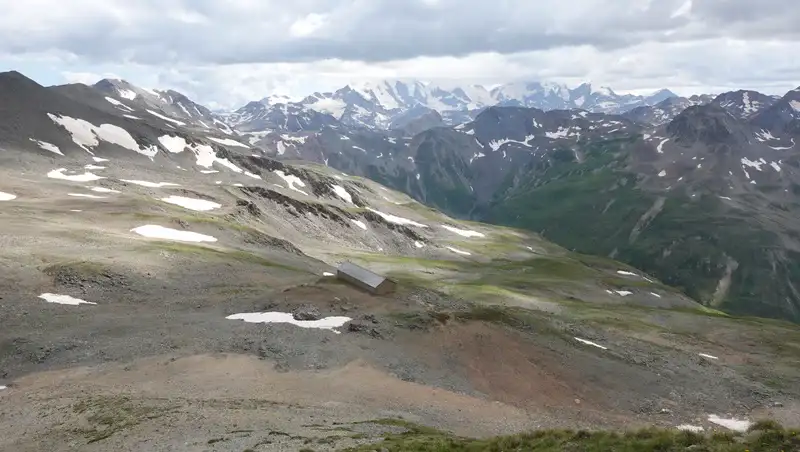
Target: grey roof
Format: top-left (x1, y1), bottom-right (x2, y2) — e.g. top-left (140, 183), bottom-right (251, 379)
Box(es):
top-left (337, 261), bottom-right (386, 289)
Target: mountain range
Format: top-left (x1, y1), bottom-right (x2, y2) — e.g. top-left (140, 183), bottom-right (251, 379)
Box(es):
top-left (2, 69), bottom-right (800, 323)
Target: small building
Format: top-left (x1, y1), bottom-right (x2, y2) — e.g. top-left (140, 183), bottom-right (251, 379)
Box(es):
top-left (336, 261), bottom-right (397, 295)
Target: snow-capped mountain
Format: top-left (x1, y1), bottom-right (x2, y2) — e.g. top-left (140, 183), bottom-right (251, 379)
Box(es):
top-left (623, 95), bottom-right (711, 126)
top-left (709, 90), bottom-right (778, 120)
top-left (93, 78), bottom-right (233, 133)
top-left (228, 80), bottom-right (683, 133)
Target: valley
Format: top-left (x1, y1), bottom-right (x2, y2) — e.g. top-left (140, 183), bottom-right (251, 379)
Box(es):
top-left (0, 70), bottom-right (799, 451)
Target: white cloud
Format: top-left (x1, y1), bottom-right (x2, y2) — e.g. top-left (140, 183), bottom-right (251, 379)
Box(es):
top-left (0, 0), bottom-right (796, 109)
top-left (289, 13), bottom-right (327, 37)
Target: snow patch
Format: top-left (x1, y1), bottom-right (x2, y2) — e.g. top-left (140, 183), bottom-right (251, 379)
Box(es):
top-left (366, 208), bottom-right (428, 228)
top-left (708, 415), bottom-right (751, 432)
top-left (68, 193), bottom-right (107, 199)
top-left (105, 96), bottom-right (134, 111)
top-left (146, 109), bottom-right (186, 126)
top-left (323, 272), bottom-right (335, 277)
top-left (131, 225), bottom-right (217, 242)
top-left (90, 187), bottom-right (120, 193)
top-left (208, 136), bottom-right (249, 148)
top-left (158, 135), bottom-right (188, 153)
top-left (48, 168), bottom-right (105, 182)
top-left (244, 171), bottom-right (261, 180)
top-left (121, 179), bottom-right (180, 188)
top-left (331, 185), bottom-right (353, 204)
top-left (657, 138), bottom-right (670, 154)
top-left (274, 170), bottom-right (308, 195)
top-left (616, 290), bottom-right (633, 297)
top-left (676, 425), bottom-right (704, 433)
top-left (650, 292), bottom-right (662, 298)
top-left (415, 241), bottom-right (425, 248)
top-left (658, 170), bottom-right (667, 177)
top-left (200, 170), bottom-right (219, 174)
top-left (48, 114), bottom-right (157, 157)
top-left (446, 246), bottom-right (472, 256)
top-left (160, 196), bottom-right (221, 211)
top-left (351, 219), bottom-right (367, 230)
top-left (0, 191), bottom-right (17, 201)
top-left (699, 353), bottom-right (719, 360)
top-left (39, 293), bottom-right (96, 306)
top-left (226, 312), bottom-right (351, 334)
top-left (123, 114), bottom-right (141, 120)
top-left (30, 139), bottom-right (63, 155)
top-left (575, 337), bottom-right (608, 350)
top-left (92, 157), bottom-right (109, 162)
top-left (617, 270), bottom-right (638, 276)
top-left (441, 225), bottom-right (485, 238)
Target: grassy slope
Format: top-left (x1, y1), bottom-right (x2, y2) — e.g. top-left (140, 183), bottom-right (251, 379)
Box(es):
top-left (343, 419), bottom-right (799, 452)
top-left (480, 138), bottom-right (800, 322)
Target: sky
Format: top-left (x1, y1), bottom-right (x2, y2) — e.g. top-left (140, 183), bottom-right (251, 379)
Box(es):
top-left (0, 0), bottom-right (798, 110)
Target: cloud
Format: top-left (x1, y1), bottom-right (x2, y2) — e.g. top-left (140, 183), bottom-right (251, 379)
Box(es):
top-left (0, 0), bottom-right (797, 108)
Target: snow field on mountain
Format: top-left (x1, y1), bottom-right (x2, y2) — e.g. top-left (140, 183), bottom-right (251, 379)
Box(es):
top-left (226, 312), bottom-right (352, 334)
top-left (131, 225), bottom-right (217, 242)
top-left (160, 196), bottom-right (221, 211)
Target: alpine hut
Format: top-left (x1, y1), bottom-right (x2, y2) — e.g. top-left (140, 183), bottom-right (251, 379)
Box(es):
top-left (336, 261), bottom-right (397, 295)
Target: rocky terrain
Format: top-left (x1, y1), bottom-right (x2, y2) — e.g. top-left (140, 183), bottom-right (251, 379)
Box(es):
top-left (1, 70), bottom-right (799, 451)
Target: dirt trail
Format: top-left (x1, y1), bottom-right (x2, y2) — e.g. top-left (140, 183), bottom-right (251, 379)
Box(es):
top-left (0, 354), bottom-right (537, 451)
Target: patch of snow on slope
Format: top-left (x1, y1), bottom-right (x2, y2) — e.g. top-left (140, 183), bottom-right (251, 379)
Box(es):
top-left (90, 187), bottom-right (120, 193)
top-left (123, 114), bottom-right (141, 120)
top-left (575, 337), bottom-right (608, 350)
top-left (616, 290), bottom-right (633, 297)
top-left (244, 171), bottom-right (261, 180)
top-left (699, 353), bottom-right (719, 360)
top-left (617, 270), bottom-right (638, 276)
top-left (658, 170), bottom-right (667, 177)
top-left (274, 170), bottom-right (308, 195)
top-left (280, 135), bottom-right (307, 144)
top-left (790, 100), bottom-right (800, 111)
top-left (770, 161), bottom-right (782, 172)
top-left (84, 164), bottom-right (105, 170)
top-left (741, 157), bottom-right (765, 171)
top-left (677, 425), bottom-right (704, 433)
top-left (650, 292), bottom-right (662, 298)
top-left (117, 88), bottom-right (136, 100)
top-left (545, 127), bottom-right (569, 139)
top-left (441, 225), bottom-right (485, 238)
top-left (446, 246), bottom-right (472, 256)
top-left (708, 415), bottom-right (751, 432)
top-left (367, 207), bottom-right (428, 228)
top-left (68, 193), bottom-right (107, 199)
top-left (352, 146), bottom-right (367, 153)
top-left (39, 293), bottom-right (96, 305)
top-left (92, 157), bottom-right (109, 162)
top-left (121, 179), bottom-right (179, 188)
top-left (48, 168), bottom-right (105, 182)
top-left (769, 138), bottom-right (796, 150)
top-left (755, 129), bottom-right (777, 142)
top-left (308, 98), bottom-right (347, 119)
top-left (207, 136), bottom-right (249, 148)
top-left (147, 109), bottom-right (186, 126)
top-left (0, 191), bottom-right (17, 201)
top-left (158, 135), bottom-right (187, 153)
top-left (48, 114), bottom-right (98, 151)
top-left (105, 96), bottom-right (133, 111)
top-left (48, 114), bottom-right (156, 157)
top-left (215, 158), bottom-right (243, 173)
top-left (657, 138), bottom-right (670, 154)
top-left (226, 312), bottom-right (351, 334)
top-left (331, 185), bottom-right (353, 204)
top-left (131, 225), bottom-right (217, 242)
top-left (351, 219), bottom-right (367, 230)
top-left (30, 139), bottom-right (63, 155)
top-left (161, 196), bottom-right (221, 211)
top-left (415, 241), bottom-right (425, 248)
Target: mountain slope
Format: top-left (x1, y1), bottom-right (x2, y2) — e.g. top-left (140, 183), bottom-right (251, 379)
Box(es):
top-left (310, 97), bottom-right (800, 321)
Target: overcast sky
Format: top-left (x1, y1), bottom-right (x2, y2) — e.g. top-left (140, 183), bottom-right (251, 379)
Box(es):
top-left (0, 0), bottom-right (797, 109)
